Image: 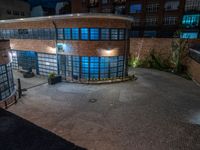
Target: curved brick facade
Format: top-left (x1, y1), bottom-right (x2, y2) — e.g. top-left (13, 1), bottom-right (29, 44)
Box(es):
top-left (0, 14), bottom-right (132, 83)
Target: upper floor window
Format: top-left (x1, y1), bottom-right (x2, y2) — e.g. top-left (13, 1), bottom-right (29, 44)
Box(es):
top-left (185, 0), bottom-right (200, 12)
top-left (111, 29), bottom-right (118, 40)
top-left (182, 14), bottom-right (200, 28)
top-left (101, 29), bottom-right (110, 40)
top-left (165, 0), bottom-right (180, 11)
top-left (102, 0), bottom-right (108, 4)
top-left (57, 29), bottom-right (64, 40)
top-left (81, 28), bottom-right (89, 40)
top-left (181, 32), bottom-right (198, 39)
top-left (90, 28), bottom-right (99, 40)
top-left (72, 28), bottom-right (79, 40)
top-left (145, 16), bottom-right (158, 26)
top-left (144, 31), bottom-right (157, 37)
top-left (64, 28), bottom-right (71, 40)
top-left (132, 17), bottom-right (140, 26)
top-left (146, 3), bottom-right (160, 13)
top-left (119, 29), bottom-right (125, 40)
top-left (130, 4), bottom-right (142, 13)
top-left (164, 16), bottom-right (178, 25)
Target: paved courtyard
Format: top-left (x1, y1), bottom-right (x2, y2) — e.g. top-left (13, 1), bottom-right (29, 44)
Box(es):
top-left (8, 68), bottom-right (200, 150)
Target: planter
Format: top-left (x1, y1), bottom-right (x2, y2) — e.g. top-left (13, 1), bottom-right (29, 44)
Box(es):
top-left (48, 76), bottom-right (62, 85)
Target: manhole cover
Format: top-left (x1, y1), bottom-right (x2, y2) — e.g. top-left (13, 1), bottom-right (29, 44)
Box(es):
top-left (88, 98), bottom-right (97, 103)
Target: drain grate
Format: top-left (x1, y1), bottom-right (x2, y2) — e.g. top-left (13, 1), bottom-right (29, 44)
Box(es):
top-left (88, 98), bottom-right (97, 103)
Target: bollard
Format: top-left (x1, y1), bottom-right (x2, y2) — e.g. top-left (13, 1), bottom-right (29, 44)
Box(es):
top-left (18, 78), bottom-right (22, 98)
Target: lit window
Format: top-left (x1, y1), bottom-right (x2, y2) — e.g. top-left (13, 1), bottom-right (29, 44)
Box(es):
top-left (101, 29), bottom-right (110, 40)
top-left (111, 29), bottom-right (118, 40)
top-left (182, 14), bottom-right (200, 28)
top-left (144, 31), bottom-right (157, 37)
top-left (165, 0), bottom-right (180, 11)
top-left (164, 16), bottom-right (178, 25)
top-left (130, 4), bottom-right (142, 13)
top-left (90, 28), bottom-right (99, 40)
top-left (81, 28), bottom-right (89, 40)
top-left (180, 32), bottom-right (198, 39)
top-left (72, 28), bottom-right (79, 40)
top-left (185, 0), bottom-right (200, 12)
top-left (145, 16), bottom-right (158, 26)
top-left (119, 29), bottom-right (125, 40)
top-left (64, 28), bottom-right (71, 40)
top-left (57, 28), bottom-right (64, 40)
top-left (146, 3), bottom-right (159, 12)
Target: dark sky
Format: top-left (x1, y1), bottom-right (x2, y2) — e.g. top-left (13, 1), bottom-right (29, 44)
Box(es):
top-left (28, 0), bottom-right (68, 8)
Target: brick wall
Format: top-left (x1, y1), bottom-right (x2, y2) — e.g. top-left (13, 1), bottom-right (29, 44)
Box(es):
top-left (129, 38), bottom-right (172, 60)
top-left (187, 58), bottom-right (200, 84)
top-left (10, 39), bottom-right (56, 54)
top-left (129, 38), bottom-right (200, 84)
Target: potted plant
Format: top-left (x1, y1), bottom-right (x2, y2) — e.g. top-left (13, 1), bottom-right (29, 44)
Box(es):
top-left (48, 73), bottom-right (62, 85)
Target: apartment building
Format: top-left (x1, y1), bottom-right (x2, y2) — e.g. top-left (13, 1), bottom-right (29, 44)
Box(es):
top-left (0, 0), bottom-right (30, 20)
top-left (71, 0), bottom-right (200, 38)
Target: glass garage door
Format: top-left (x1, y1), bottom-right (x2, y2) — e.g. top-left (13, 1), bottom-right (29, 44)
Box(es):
top-left (17, 51), bottom-right (37, 72)
top-left (38, 53), bottom-right (57, 76)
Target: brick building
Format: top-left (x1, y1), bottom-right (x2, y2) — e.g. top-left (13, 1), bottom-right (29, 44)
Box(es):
top-left (0, 0), bottom-right (30, 20)
top-left (71, 0), bottom-right (200, 38)
top-left (0, 14), bottom-right (132, 83)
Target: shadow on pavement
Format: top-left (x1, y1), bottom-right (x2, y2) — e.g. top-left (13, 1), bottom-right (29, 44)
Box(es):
top-left (0, 108), bottom-right (86, 150)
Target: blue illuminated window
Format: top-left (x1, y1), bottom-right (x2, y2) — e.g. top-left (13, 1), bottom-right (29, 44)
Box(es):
top-left (101, 29), bottom-right (110, 40)
top-left (90, 57), bottom-right (99, 79)
top-left (72, 28), bottom-right (79, 40)
top-left (180, 32), bottom-right (198, 39)
top-left (64, 28), bottom-right (71, 40)
top-left (81, 28), bottom-right (89, 40)
top-left (90, 28), bottom-right (99, 40)
top-left (111, 29), bottom-right (118, 40)
top-left (57, 28), bottom-right (64, 40)
top-left (81, 56), bottom-right (89, 79)
top-left (182, 14), bottom-right (200, 28)
top-left (130, 4), bottom-right (142, 13)
top-left (144, 31), bottom-right (157, 37)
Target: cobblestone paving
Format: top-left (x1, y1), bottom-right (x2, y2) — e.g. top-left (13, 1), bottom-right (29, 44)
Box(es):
top-left (9, 68), bottom-right (200, 150)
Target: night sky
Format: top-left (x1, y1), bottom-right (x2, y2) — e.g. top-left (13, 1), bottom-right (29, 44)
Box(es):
top-left (28, 0), bottom-right (68, 8)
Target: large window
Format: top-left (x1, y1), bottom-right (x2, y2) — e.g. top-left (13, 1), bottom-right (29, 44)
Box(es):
top-left (90, 57), bottom-right (99, 79)
top-left (57, 28), bottom-right (64, 40)
top-left (81, 28), bottom-right (89, 40)
top-left (165, 0), bottom-right (180, 11)
top-left (182, 14), bottom-right (200, 28)
top-left (64, 28), bottom-right (71, 40)
top-left (130, 4), bottom-right (142, 13)
top-left (111, 29), bottom-right (118, 40)
top-left (119, 29), bottom-right (125, 40)
top-left (0, 63), bottom-right (15, 101)
top-left (146, 3), bottom-right (159, 13)
top-left (81, 57), bottom-right (89, 79)
top-left (90, 28), bottom-right (99, 40)
top-left (144, 31), bottom-right (157, 37)
top-left (101, 28), bottom-right (110, 40)
top-left (38, 53), bottom-right (57, 76)
top-left (185, 0), bottom-right (200, 12)
top-left (58, 55), bottom-right (125, 81)
top-left (164, 16), bottom-right (178, 25)
top-left (180, 32), bottom-right (198, 39)
top-left (145, 16), bottom-right (158, 26)
top-left (72, 28), bottom-right (79, 40)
